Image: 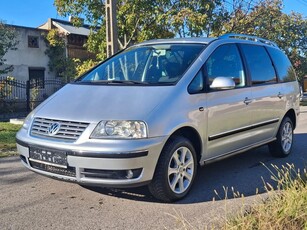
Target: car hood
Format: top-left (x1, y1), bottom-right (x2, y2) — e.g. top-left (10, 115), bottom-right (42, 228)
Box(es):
top-left (34, 83), bottom-right (173, 123)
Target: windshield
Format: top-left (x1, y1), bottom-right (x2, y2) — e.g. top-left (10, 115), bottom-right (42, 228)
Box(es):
top-left (77, 44), bottom-right (205, 85)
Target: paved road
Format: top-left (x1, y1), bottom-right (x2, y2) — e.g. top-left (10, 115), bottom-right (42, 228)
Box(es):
top-left (1, 107), bottom-right (307, 230)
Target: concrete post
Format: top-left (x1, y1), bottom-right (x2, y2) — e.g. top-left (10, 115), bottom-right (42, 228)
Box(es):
top-left (106, 0), bottom-right (119, 57)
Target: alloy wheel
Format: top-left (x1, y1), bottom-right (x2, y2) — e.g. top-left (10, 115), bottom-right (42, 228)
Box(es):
top-left (281, 121), bottom-right (293, 153)
top-left (167, 146), bottom-right (194, 194)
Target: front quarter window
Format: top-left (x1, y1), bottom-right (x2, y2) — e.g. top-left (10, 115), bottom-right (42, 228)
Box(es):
top-left (188, 70), bottom-right (204, 94)
top-left (77, 44), bottom-right (205, 85)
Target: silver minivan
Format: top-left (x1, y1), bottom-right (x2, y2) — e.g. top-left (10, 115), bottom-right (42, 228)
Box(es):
top-left (17, 34), bottom-right (300, 202)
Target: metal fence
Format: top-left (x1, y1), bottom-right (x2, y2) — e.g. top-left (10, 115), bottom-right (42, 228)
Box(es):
top-left (0, 77), bottom-right (65, 121)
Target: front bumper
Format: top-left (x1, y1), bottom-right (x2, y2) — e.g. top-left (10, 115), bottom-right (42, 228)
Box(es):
top-left (16, 129), bottom-right (167, 187)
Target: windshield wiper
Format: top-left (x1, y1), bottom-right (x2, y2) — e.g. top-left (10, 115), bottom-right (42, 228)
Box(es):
top-left (76, 80), bottom-right (150, 85)
top-left (81, 80), bottom-right (149, 85)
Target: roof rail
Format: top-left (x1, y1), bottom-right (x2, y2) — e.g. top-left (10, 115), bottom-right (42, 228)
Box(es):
top-left (219, 33), bottom-right (278, 48)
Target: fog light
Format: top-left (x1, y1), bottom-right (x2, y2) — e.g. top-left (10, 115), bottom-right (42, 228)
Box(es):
top-left (126, 170), bottom-right (134, 179)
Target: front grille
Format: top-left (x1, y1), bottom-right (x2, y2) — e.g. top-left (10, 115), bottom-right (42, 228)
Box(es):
top-left (31, 117), bottom-right (89, 141)
top-left (30, 161), bottom-right (76, 177)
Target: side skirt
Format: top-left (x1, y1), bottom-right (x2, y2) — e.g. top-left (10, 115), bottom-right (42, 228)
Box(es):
top-left (200, 138), bottom-right (276, 166)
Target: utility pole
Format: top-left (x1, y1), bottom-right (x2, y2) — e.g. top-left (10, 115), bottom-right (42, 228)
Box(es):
top-left (106, 0), bottom-right (119, 58)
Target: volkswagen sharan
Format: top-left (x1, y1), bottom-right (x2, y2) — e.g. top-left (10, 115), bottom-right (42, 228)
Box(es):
top-left (16, 34), bottom-right (300, 202)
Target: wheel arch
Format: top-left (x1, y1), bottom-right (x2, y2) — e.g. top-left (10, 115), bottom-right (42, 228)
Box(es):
top-left (164, 126), bottom-right (203, 163)
top-left (149, 127), bottom-right (202, 201)
top-left (284, 109), bottom-right (296, 129)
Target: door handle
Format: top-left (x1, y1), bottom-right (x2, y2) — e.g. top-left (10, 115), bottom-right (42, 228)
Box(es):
top-left (244, 97), bottom-right (252, 105)
top-left (277, 92), bottom-right (284, 99)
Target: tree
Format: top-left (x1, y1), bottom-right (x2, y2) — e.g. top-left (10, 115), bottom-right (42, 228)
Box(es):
top-left (74, 58), bottom-right (98, 76)
top-left (55, 0), bottom-right (106, 59)
top-left (0, 21), bottom-right (18, 75)
top-left (218, 0), bottom-right (307, 82)
top-left (54, 0), bottom-right (225, 56)
top-left (116, 0), bottom-right (174, 48)
top-left (159, 0), bottom-right (226, 37)
top-left (54, 0), bottom-right (174, 59)
top-left (54, 0), bottom-right (307, 80)
top-left (44, 29), bottom-right (77, 82)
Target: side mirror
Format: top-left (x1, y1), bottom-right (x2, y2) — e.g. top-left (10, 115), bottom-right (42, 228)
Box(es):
top-left (210, 77), bottom-right (235, 90)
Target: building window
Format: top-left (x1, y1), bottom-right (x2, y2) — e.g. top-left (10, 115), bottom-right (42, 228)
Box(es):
top-left (29, 68), bottom-right (45, 88)
top-left (68, 34), bottom-right (86, 46)
top-left (28, 36), bottom-right (39, 48)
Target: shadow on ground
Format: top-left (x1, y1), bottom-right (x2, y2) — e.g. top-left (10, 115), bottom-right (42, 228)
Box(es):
top-left (82, 133), bottom-right (307, 204)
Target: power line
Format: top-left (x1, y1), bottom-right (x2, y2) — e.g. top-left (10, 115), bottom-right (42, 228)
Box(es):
top-left (223, 0), bottom-right (257, 11)
top-left (294, 0), bottom-right (307, 7)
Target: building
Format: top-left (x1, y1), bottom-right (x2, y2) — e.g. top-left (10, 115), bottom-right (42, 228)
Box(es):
top-left (38, 18), bottom-right (94, 60)
top-left (0, 18), bottom-right (95, 120)
top-left (1, 18), bottom-right (94, 85)
top-left (2, 25), bottom-right (53, 84)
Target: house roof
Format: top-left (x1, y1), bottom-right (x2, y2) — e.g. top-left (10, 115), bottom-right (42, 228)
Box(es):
top-left (4, 24), bottom-right (48, 32)
top-left (38, 18), bottom-right (92, 36)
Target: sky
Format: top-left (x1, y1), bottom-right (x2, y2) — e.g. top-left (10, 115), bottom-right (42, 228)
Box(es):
top-left (0, 0), bottom-right (306, 28)
top-left (0, 0), bottom-right (68, 27)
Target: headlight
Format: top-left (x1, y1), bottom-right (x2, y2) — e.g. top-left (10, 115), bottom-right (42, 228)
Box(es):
top-left (22, 110), bottom-right (35, 130)
top-left (91, 120), bottom-right (147, 139)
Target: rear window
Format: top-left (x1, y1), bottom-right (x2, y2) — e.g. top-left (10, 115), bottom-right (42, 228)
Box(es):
top-left (266, 47), bottom-right (296, 82)
top-left (77, 44), bottom-right (205, 85)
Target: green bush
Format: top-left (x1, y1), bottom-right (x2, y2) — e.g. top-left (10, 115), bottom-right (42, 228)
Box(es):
top-left (0, 122), bottom-right (22, 157)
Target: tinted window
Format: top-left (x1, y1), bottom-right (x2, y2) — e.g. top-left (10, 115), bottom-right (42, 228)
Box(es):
top-left (267, 47), bottom-right (296, 82)
top-left (205, 44), bottom-right (246, 88)
top-left (241, 44), bottom-right (277, 85)
top-left (77, 44), bottom-right (205, 85)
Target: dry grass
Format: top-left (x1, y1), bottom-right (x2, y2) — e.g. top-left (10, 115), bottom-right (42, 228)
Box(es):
top-left (169, 164), bottom-right (307, 230)
top-left (225, 163), bottom-right (307, 230)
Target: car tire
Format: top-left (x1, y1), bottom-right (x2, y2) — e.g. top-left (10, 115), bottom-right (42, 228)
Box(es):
top-left (269, 117), bottom-right (294, 158)
top-left (148, 136), bottom-right (197, 202)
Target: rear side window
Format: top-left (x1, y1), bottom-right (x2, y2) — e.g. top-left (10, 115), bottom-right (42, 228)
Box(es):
top-left (205, 44), bottom-right (246, 88)
top-left (267, 47), bottom-right (296, 82)
top-left (241, 44), bottom-right (277, 85)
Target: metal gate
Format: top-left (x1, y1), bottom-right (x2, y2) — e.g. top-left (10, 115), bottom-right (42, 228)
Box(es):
top-left (0, 77), bottom-right (64, 121)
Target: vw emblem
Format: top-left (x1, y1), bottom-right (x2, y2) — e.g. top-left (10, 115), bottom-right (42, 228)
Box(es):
top-left (47, 122), bottom-right (61, 136)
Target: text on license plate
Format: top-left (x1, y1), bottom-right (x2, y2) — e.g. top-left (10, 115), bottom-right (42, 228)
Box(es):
top-left (29, 147), bottom-right (67, 168)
